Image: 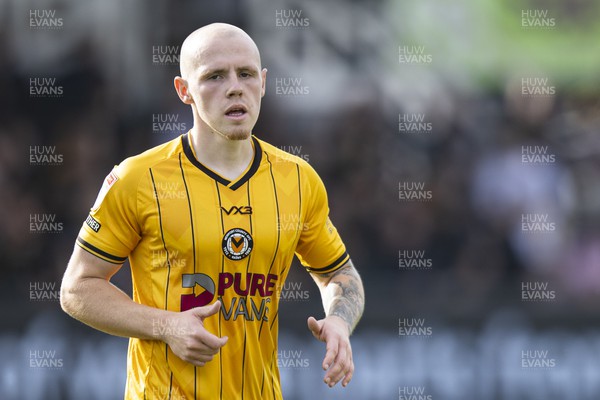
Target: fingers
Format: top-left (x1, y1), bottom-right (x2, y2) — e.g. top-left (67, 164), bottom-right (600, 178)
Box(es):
top-left (322, 336), bottom-right (338, 371)
top-left (307, 316), bottom-right (322, 340)
top-left (191, 300), bottom-right (222, 319)
top-left (310, 316), bottom-right (354, 388)
top-left (324, 342), bottom-right (353, 388)
top-left (197, 328), bottom-right (229, 350)
top-left (165, 301), bottom-right (229, 366)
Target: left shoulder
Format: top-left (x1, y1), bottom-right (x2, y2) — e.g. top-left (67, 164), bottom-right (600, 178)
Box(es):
top-left (256, 137), bottom-right (318, 177)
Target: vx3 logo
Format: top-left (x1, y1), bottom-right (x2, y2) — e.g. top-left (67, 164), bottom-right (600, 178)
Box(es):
top-left (221, 206), bottom-right (253, 215)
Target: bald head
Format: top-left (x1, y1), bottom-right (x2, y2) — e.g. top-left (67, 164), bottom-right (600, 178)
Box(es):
top-left (179, 23), bottom-right (261, 80)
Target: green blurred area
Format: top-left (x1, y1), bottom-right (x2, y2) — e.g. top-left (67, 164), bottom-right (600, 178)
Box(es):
top-left (389, 0), bottom-right (600, 93)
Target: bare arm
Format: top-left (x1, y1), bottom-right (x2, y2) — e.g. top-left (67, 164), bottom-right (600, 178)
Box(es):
top-left (60, 245), bottom-right (227, 365)
top-left (307, 260), bottom-right (365, 388)
top-left (311, 260), bottom-right (365, 334)
top-left (60, 245), bottom-right (167, 339)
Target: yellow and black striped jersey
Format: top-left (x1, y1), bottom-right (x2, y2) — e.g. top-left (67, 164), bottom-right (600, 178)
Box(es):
top-left (76, 133), bottom-right (349, 400)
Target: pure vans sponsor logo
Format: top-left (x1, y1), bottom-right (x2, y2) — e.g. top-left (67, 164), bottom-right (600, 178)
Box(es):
top-left (180, 272), bottom-right (279, 322)
top-left (85, 215), bottom-right (101, 233)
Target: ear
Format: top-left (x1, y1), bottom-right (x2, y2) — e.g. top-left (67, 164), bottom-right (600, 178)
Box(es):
top-left (260, 68), bottom-right (268, 97)
top-left (174, 76), bottom-right (194, 105)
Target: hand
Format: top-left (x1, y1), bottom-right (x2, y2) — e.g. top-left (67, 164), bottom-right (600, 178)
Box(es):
top-left (307, 315), bottom-right (354, 388)
top-left (161, 301), bottom-right (228, 367)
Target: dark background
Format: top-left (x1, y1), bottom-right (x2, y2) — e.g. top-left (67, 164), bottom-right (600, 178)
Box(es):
top-left (1, 0), bottom-right (600, 399)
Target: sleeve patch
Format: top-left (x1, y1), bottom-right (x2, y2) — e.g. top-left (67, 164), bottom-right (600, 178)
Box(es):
top-left (92, 169), bottom-right (119, 211)
top-left (85, 215), bottom-right (101, 232)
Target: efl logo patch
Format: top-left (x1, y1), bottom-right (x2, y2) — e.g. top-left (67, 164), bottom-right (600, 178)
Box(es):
top-left (85, 215), bottom-right (101, 232)
top-left (92, 169), bottom-right (119, 211)
top-left (222, 228), bottom-right (253, 261)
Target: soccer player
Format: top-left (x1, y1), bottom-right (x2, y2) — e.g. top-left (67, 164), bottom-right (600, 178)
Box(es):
top-left (60, 23), bottom-right (364, 399)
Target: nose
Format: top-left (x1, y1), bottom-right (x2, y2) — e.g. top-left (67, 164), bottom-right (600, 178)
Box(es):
top-left (226, 74), bottom-right (243, 97)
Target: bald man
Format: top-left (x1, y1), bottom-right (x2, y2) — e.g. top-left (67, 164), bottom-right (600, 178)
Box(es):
top-left (61, 23), bottom-right (364, 399)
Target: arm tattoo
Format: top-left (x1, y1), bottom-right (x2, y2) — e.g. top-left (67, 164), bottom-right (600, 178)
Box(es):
top-left (320, 262), bottom-right (365, 334)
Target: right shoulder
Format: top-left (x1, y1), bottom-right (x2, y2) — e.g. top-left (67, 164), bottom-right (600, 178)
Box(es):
top-left (112, 135), bottom-right (184, 184)
top-left (90, 135), bottom-right (184, 210)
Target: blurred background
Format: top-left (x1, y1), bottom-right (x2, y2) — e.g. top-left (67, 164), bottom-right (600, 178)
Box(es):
top-left (1, 0), bottom-right (600, 399)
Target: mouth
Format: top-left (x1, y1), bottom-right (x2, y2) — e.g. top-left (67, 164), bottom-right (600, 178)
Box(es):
top-left (225, 105), bottom-right (248, 118)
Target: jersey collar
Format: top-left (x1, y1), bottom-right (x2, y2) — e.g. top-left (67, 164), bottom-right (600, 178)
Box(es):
top-left (181, 133), bottom-right (263, 190)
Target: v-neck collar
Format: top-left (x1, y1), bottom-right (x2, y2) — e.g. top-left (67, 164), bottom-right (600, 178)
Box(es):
top-left (181, 132), bottom-right (262, 191)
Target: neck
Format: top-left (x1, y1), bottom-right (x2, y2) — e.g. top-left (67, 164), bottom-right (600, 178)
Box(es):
top-left (188, 123), bottom-right (254, 182)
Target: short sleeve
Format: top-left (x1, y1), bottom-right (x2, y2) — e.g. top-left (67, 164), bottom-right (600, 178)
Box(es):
top-left (295, 164), bottom-right (349, 274)
top-left (76, 162), bottom-right (142, 264)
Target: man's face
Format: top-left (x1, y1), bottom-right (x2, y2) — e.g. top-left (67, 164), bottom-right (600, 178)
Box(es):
top-left (183, 34), bottom-right (266, 140)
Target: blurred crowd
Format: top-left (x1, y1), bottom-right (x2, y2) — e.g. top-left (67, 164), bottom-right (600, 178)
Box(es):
top-left (1, 0), bottom-right (600, 330)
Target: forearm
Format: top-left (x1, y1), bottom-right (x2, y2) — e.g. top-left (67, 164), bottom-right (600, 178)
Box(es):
top-left (61, 276), bottom-right (172, 341)
top-left (318, 262), bottom-right (365, 334)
